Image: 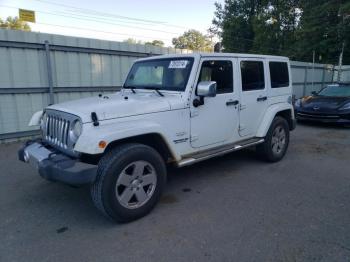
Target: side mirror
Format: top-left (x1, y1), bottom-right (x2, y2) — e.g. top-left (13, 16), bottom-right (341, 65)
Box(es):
top-left (193, 81), bottom-right (217, 107)
top-left (197, 81), bottom-right (217, 97)
top-left (311, 91), bottom-right (317, 96)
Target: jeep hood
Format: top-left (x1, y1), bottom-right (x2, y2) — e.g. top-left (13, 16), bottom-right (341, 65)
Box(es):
top-left (47, 91), bottom-right (185, 123)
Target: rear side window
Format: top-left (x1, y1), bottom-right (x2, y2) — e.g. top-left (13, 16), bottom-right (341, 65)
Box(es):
top-left (269, 62), bottom-right (289, 88)
top-left (240, 61), bottom-right (265, 91)
top-left (199, 60), bottom-right (233, 94)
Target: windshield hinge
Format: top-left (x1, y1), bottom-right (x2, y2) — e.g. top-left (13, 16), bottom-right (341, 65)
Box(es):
top-left (91, 112), bottom-right (99, 126)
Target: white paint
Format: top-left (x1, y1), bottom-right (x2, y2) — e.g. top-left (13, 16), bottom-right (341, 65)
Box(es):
top-left (33, 53), bottom-right (295, 165)
top-left (28, 110), bottom-right (43, 126)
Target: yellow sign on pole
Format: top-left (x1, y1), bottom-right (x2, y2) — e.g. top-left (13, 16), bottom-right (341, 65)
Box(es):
top-left (19, 9), bottom-right (36, 23)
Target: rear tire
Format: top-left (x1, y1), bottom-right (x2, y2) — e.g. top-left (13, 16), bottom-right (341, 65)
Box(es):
top-left (91, 143), bottom-right (166, 223)
top-left (257, 116), bottom-right (290, 162)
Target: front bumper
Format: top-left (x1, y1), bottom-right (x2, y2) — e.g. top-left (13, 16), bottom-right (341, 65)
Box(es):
top-left (18, 141), bottom-right (97, 185)
top-left (295, 110), bottom-right (350, 124)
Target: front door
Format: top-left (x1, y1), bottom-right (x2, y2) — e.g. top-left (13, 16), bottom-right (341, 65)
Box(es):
top-left (190, 58), bottom-right (240, 148)
top-left (238, 59), bottom-right (268, 137)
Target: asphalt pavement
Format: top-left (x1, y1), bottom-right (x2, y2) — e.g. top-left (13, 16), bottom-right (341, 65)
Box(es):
top-left (0, 123), bottom-right (349, 262)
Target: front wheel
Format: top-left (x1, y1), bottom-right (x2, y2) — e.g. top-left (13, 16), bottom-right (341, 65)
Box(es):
top-left (257, 116), bottom-right (290, 162)
top-left (91, 143), bottom-right (166, 223)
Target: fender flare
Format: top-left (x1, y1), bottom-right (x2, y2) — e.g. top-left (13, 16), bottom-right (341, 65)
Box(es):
top-left (256, 103), bottom-right (294, 137)
top-left (74, 120), bottom-right (180, 160)
top-left (28, 110), bottom-right (43, 126)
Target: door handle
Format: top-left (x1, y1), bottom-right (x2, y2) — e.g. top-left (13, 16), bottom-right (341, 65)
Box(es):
top-left (257, 96), bottom-right (267, 102)
top-left (226, 100), bottom-right (239, 106)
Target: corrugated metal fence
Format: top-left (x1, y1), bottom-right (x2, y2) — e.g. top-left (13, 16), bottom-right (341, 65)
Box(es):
top-left (0, 29), bottom-right (345, 141)
top-left (0, 29), bottom-right (191, 141)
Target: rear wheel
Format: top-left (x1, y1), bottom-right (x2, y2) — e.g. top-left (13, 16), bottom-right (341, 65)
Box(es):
top-left (91, 143), bottom-right (166, 223)
top-left (257, 116), bottom-right (290, 162)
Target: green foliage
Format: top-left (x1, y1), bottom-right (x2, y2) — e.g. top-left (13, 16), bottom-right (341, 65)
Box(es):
top-left (296, 0), bottom-right (350, 64)
top-left (172, 29), bottom-right (213, 51)
top-left (145, 40), bottom-right (165, 47)
top-left (123, 38), bottom-right (143, 45)
top-left (0, 16), bottom-right (31, 31)
top-left (123, 39), bottom-right (165, 48)
top-left (212, 0), bottom-right (350, 64)
top-left (212, 0), bottom-right (261, 53)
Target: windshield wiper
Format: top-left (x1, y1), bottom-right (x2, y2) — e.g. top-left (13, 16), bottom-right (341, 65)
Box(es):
top-left (143, 87), bottom-right (164, 97)
top-left (123, 85), bottom-right (136, 94)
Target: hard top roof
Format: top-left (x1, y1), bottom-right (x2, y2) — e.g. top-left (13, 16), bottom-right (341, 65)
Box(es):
top-left (137, 52), bottom-right (289, 62)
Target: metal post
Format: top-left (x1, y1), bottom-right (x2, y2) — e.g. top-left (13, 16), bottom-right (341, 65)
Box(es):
top-left (337, 41), bottom-right (345, 82)
top-left (303, 66), bottom-right (308, 96)
top-left (44, 40), bottom-right (54, 105)
top-left (321, 66), bottom-right (325, 89)
top-left (331, 64), bottom-right (336, 82)
top-left (312, 51), bottom-right (315, 89)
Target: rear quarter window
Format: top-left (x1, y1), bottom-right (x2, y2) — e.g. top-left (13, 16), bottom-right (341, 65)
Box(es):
top-left (240, 61), bottom-right (265, 91)
top-left (269, 62), bottom-right (289, 88)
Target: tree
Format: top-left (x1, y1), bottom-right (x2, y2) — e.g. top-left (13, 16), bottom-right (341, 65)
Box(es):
top-left (145, 40), bottom-right (165, 47)
top-left (123, 38), bottom-right (143, 45)
top-left (212, 0), bottom-right (263, 53)
top-left (251, 0), bottom-right (301, 58)
top-left (212, 0), bottom-right (301, 54)
top-left (172, 29), bottom-right (213, 51)
top-left (0, 16), bottom-right (31, 31)
top-left (296, 0), bottom-right (350, 64)
top-left (211, 0), bottom-right (350, 64)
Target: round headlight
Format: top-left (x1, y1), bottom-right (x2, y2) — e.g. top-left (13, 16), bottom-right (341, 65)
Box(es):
top-left (69, 120), bottom-right (82, 142)
top-left (73, 120), bottom-right (82, 137)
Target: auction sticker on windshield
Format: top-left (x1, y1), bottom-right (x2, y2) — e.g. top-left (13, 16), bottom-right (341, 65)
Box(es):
top-left (169, 60), bottom-right (189, 69)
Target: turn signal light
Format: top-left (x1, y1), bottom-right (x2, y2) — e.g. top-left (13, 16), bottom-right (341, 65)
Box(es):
top-left (98, 140), bottom-right (107, 149)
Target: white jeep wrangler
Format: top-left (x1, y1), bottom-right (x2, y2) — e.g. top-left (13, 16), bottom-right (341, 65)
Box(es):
top-left (19, 53), bottom-right (296, 222)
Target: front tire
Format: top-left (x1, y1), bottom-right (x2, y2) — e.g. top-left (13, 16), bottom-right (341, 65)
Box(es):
top-left (257, 116), bottom-right (290, 162)
top-left (91, 143), bottom-right (166, 223)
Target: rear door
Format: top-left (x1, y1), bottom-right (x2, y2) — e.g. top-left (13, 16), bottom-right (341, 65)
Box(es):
top-left (238, 59), bottom-right (268, 137)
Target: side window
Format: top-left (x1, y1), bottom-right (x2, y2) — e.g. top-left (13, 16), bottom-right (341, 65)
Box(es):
top-left (198, 60), bottom-right (233, 94)
top-left (269, 61), bottom-right (289, 88)
top-left (240, 61), bottom-right (265, 91)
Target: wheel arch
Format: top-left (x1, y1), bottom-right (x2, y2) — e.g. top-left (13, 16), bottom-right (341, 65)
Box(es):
top-left (104, 133), bottom-right (176, 163)
top-left (275, 109), bottom-right (295, 131)
top-left (256, 103), bottom-right (295, 137)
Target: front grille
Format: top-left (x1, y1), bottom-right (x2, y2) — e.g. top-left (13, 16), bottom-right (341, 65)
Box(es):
top-left (45, 114), bottom-right (70, 148)
top-left (43, 109), bottom-right (80, 156)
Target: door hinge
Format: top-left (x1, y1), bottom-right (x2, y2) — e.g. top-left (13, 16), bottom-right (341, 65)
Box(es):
top-left (190, 111), bottom-right (199, 118)
top-left (239, 104), bottom-right (246, 110)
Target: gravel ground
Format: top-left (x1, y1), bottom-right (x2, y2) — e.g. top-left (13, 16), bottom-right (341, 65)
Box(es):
top-left (0, 123), bottom-right (349, 262)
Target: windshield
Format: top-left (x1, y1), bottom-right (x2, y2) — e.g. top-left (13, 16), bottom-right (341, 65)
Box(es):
top-left (318, 85), bottom-right (350, 97)
top-left (124, 58), bottom-right (194, 92)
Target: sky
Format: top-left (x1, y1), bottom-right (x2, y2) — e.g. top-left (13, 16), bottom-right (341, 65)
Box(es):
top-left (0, 0), bottom-right (221, 46)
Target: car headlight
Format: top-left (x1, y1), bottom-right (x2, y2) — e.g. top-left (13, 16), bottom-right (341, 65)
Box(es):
top-left (69, 120), bottom-right (82, 142)
top-left (339, 102), bottom-right (350, 111)
top-left (294, 99), bottom-right (301, 107)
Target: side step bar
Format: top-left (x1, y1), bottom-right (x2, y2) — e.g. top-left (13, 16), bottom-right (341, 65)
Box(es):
top-left (176, 138), bottom-right (264, 168)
